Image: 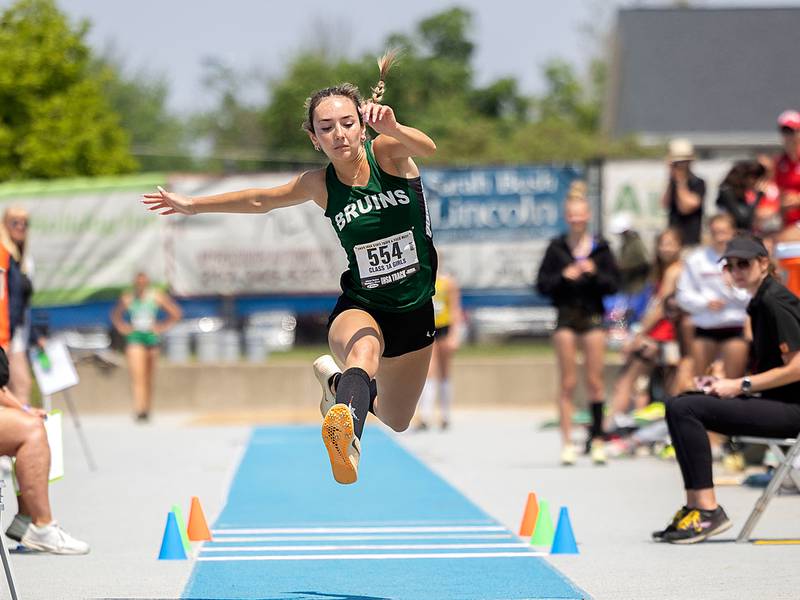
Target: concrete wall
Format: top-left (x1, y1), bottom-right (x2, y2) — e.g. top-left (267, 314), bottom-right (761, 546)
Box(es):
top-left (63, 356), bottom-right (624, 414)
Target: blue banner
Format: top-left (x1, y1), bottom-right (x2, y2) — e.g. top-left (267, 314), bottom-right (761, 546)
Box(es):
top-left (422, 165), bottom-right (582, 242)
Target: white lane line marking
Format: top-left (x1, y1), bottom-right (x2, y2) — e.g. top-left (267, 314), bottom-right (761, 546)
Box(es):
top-left (205, 533), bottom-right (515, 543)
top-left (197, 551), bottom-right (545, 562)
top-left (201, 543), bottom-right (530, 553)
top-left (211, 526), bottom-right (507, 535)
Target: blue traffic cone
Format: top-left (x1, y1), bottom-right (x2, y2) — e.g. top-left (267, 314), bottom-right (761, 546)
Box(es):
top-left (550, 506), bottom-right (579, 554)
top-left (158, 511), bottom-right (187, 560)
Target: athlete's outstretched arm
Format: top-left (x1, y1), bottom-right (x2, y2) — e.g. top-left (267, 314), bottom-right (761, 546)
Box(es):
top-left (362, 101), bottom-right (436, 159)
top-left (142, 170), bottom-right (324, 215)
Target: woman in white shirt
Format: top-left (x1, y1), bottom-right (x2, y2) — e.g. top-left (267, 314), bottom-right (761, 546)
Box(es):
top-left (676, 213), bottom-right (750, 379)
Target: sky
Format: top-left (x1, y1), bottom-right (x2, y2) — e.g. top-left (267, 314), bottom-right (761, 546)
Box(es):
top-left (8, 0), bottom-right (796, 113)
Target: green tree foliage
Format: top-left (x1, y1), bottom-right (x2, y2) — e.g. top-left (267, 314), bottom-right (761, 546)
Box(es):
top-left (92, 50), bottom-right (193, 172)
top-left (0, 0), bottom-right (136, 179)
top-left (207, 6), bottom-right (647, 168)
top-left (190, 58), bottom-right (272, 171)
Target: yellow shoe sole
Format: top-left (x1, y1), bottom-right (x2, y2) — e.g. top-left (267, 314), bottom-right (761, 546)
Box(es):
top-left (322, 404), bottom-right (358, 485)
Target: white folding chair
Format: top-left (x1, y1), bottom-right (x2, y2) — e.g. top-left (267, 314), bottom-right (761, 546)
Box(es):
top-left (734, 435), bottom-right (800, 543)
top-left (0, 481), bottom-right (20, 599)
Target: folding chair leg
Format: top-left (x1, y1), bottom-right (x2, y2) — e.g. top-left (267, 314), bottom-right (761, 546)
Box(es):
top-left (0, 482), bottom-right (20, 600)
top-left (737, 439), bottom-right (800, 543)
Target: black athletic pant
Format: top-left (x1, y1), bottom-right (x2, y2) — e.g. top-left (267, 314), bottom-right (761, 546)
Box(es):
top-left (665, 393), bottom-right (800, 490)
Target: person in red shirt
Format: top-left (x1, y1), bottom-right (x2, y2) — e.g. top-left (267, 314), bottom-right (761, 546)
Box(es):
top-left (774, 110), bottom-right (800, 242)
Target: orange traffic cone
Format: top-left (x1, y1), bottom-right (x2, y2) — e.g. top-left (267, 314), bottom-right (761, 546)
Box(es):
top-left (518, 492), bottom-right (539, 537)
top-left (187, 496), bottom-right (212, 541)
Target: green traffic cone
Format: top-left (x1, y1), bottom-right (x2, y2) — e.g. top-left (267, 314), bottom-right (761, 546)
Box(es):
top-left (530, 499), bottom-right (555, 548)
top-left (171, 504), bottom-right (192, 555)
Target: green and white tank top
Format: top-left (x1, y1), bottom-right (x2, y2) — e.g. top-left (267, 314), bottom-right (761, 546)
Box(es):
top-left (324, 139), bottom-right (437, 312)
top-left (127, 289), bottom-right (159, 333)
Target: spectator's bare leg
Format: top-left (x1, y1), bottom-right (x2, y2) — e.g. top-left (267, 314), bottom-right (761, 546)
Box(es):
top-left (552, 329), bottom-right (578, 444)
top-left (144, 346), bottom-right (160, 415)
top-left (126, 344), bottom-right (148, 415)
top-left (691, 338), bottom-right (718, 377)
top-left (581, 328), bottom-right (607, 441)
top-left (7, 351), bottom-right (32, 406)
top-left (611, 357), bottom-right (647, 416)
top-left (0, 411), bottom-right (52, 525)
top-left (720, 338), bottom-right (748, 379)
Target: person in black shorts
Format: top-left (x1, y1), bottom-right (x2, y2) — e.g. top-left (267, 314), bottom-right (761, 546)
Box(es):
top-left (654, 234), bottom-right (800, 543)
top-left (677, 213), bottom-right (750, 380)
top-left (144, 50), bottom-right (439, 485)
top-left (536, 182), bottom-right (621, 465)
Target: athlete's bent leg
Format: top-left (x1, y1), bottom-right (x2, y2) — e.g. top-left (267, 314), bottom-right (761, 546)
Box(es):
top-left (373, 344), bottom-right (433, 432)
top-left (417, 341), bottom-right (441, 428)
top-left (323, 309), bottom-right (384, 484)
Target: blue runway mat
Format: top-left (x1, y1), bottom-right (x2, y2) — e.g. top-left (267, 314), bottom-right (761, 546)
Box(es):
top-left (183, 426), bottom-right (588, 600)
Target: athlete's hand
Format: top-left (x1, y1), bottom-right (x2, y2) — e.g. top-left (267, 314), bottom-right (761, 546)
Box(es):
top-left (360, 102), bottom-right (398, 135)
top-left (142, 186), bottom-right (195, 216)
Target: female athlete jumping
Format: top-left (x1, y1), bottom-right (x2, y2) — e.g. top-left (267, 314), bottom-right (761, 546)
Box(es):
top-left (143, 51), bottom-right (438, 485)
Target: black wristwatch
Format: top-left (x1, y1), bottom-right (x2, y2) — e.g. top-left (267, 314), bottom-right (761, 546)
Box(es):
top-left (741, 376), bottom-right (752, 394)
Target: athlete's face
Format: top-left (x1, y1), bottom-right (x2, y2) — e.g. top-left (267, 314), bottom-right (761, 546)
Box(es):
top-left (309, 96), bottom-right (366, 160)
top-left (134, 273), bottom-right (149, 294)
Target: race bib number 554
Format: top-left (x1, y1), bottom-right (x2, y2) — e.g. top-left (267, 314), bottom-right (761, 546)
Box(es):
top-left (354, 230), bottom-right (420, 289)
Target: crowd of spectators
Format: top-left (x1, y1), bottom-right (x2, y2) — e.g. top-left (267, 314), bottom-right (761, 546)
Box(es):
top-left (536, 109), bottom-right (800, 543)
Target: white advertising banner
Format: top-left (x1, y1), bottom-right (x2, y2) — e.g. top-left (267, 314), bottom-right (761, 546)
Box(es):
top-left (0, 175), bottom-right (167, 305)
top-left (167, 174), bottom-right (346, 296)
top-left (602, 159), bottom-right (733, 249)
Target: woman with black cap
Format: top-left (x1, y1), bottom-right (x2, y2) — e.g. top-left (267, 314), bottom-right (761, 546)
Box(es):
top-left (654, 234), bottom-right (800, 544)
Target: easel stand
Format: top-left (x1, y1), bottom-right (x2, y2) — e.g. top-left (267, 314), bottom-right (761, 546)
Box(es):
top-left (0, 481), bottom-right (20, 599)
top-left (43, 389), bottom-right (96, 472)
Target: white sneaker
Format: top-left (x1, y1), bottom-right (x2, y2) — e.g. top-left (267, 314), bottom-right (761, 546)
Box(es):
top-left (5, 514), bottom-right (31, 542)
top-left (313, 355), bottom-right (340, 418)
top-left (20, 521), bottom-right (90, 555)
top-left (560, 443), bottom-right (577, 466)
top-left (591, 440), bottom-right (608, 465)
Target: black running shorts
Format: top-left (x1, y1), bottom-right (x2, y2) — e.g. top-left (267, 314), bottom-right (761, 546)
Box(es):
top-left (327, 295), bottom-right (435, 358)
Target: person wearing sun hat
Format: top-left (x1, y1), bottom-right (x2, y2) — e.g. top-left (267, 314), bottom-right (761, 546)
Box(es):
top-left (653, 233), bottom-right (800, 544)
top-left (775, 110), bottom-right (800, 241)
top-left (661, 138), bottom-right (706, 247)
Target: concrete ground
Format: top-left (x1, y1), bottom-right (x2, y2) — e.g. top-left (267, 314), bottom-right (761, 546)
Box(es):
top-left (2, 407), bottom-right (799, 600)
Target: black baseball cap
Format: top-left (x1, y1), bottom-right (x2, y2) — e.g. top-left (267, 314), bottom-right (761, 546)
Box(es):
top-left (720, 236), bottom-right (769, 261)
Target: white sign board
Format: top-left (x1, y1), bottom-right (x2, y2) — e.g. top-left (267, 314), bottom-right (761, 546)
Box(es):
top-left (602, 159), bottom-right (733, 250)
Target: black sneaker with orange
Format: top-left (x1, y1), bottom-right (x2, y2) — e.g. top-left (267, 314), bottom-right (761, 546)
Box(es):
top-left (663, 506), bottom-right (732, 544)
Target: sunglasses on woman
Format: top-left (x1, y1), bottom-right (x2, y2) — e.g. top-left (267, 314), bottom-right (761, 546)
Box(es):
top-left (723, 258), bottom-right (752, 272)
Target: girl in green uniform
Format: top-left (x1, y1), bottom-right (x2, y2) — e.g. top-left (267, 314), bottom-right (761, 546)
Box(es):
top-left (143, 51), bottom-right (438, 484)
top-left (111, 272), bottom-right (183, 421)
